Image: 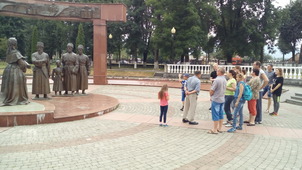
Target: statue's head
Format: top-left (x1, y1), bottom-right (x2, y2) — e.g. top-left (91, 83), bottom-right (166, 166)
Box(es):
top-left (37, 42), bottom-right (44, 53)
top-left (78, 45), bottom-right (84, 54)
top-left (8, 37), bottom-right (17, 48)
top-left (56, 60), bottom-right (61, 67)
top-left (67, 43), bottom-right (74, 53)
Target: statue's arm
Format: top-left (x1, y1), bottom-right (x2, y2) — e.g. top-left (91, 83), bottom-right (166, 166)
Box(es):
top-left (51, 69), bottom-right (55, 80)
top-left (32, 54), bottom-right (43, 67)
top-left (73, 55), bottom-right (79, 74)
top-left (47, 54), bottom-right (51, 77)
top-left (17, 59), bottom-right (29, 73)
top-left (86, 56), bottom-right (90, 75)
top-left (61, 55), bottom-right (65, 66)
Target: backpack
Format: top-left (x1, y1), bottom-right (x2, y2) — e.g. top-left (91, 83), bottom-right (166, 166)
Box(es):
top-left (242, 83), bottom-right (253, 101)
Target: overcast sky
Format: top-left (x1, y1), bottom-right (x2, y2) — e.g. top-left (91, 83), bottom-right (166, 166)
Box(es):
top-left (273, 0), bottom-right (290, 8)
top-left (267, 0), bottom-right (301, 59)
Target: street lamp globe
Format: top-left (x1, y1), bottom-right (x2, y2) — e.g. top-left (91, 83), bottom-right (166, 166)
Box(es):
top-left (109, 34), bottom-right (113, 39)
top-left (171, 27), bottom-right (176, 34)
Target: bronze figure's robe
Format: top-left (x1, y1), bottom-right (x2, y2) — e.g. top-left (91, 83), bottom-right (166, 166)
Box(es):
top-left (52, 67), bottom-right (64, 92)
top-left (32, 52), bottom-right (51, 95)
top-left (77, 54), bottom-right (90, 90)
top-left (62, 52), bottom-right (79, 91)
top-left (0, 50), bottom-right (29, 106)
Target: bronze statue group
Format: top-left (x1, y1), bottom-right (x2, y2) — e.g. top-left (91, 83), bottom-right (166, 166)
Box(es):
top-left (0, 37), bottom-right (90, 106)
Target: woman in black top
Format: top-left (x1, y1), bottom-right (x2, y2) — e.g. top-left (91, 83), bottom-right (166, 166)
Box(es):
top-left (270, 68), bottom-right (284, 116)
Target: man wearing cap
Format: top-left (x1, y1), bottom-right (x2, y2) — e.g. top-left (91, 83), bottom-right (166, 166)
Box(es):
top-left (182, 71), bottom-right (201, 125)
top-left (263, 64), bottom-right (275, 113)
top-left (178, 73), bottom-right (190, 111)
top-left (62, 43), bottom-right (79, 95)
top-left (32, 42), bottom-right (51, 99)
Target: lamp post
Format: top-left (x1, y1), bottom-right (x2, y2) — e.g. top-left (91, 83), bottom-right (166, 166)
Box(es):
top-left (108, 33), bottom-right (113, 69)
top-left (171, 27), bottom-right (176, 63)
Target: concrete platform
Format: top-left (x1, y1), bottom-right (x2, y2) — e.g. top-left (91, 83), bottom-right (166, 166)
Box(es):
top-left (0, 94), bottom-right (119, 127)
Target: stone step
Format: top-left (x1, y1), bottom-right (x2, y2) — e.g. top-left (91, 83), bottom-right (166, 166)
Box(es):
top-left (286, 99), bottom-right (302, 105)
top-left (295, 93), bottom-right (302, 97)
top-left (291, 96), bottom-right (302, 101)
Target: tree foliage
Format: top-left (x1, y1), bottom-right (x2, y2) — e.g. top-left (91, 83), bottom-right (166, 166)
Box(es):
top-left (215, 0), bottom-right (280, 62)
top-left (29, 26), bottom-right (38, 63)
top-left (76, 23), bottom-right (85, 52)
top-left (279, 0), bottom-right (302, 64)
top-left (0, 37), bottom-right (7, 61)
top-left (0, 0), bottom-right (301, 66)
top-left (147, 0), bottom-right (207, 63)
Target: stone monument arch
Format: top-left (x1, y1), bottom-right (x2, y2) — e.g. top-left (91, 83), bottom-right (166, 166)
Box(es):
top-left (0, 0), bottom-right (127, 85)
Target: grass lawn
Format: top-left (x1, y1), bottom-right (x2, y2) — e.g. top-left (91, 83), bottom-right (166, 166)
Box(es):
top-left (107, 69), bottom-right (155, 77)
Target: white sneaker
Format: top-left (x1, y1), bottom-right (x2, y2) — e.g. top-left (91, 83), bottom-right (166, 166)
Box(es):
top-left (225, 123), bottom-right (232, 127)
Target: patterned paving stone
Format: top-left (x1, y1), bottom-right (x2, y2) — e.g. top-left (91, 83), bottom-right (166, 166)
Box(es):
top-left (0, 85), bottom-right (301, 169)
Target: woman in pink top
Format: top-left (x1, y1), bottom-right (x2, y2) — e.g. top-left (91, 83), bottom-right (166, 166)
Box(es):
top-left (158, 84), bottom-right (169, 127)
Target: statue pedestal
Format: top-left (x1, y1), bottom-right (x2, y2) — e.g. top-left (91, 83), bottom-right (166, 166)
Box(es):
top-left (0, 94), bottom-right (119, 127)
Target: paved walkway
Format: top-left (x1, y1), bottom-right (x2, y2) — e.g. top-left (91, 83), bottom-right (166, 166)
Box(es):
top-left (0, 85), bottom-right (302, 169)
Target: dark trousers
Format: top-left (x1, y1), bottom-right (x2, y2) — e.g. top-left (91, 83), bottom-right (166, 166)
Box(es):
top-left (273, 94), bottom-right (280, 113)
top-left (224, 95), bottom-right (234, 121)
top-left (255, 91), bottom-right (263, 123)
top-left (160, 105), bottom-right (168, 123)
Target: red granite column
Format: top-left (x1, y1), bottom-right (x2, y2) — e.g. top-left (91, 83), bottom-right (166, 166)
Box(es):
top-left (93, 19), bottom-right (108, 85)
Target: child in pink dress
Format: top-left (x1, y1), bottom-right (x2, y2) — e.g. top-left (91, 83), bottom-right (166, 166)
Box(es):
top-left (158, 84), bottom-right (169, 127)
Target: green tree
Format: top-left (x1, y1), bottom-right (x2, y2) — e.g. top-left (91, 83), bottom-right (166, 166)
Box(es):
top-left (107, 22), bottom-right (126, 62)
top-left (277, 37), bottom-right (291, 64)
top-left (147, 0), bottom-right (206, 67)
top-left (30, 26), bottom-right (38, 63)
top-left (123, 0), bottom-right (152, 67)
top-left (0, 16), bottom-right (27, 56)
top-left (215, 0), bottom-right (280, 63)
top-left (76, 23), bottom-right (85, 52)
top-left (279, 1), bottom-right (302, 64)
top-left (0, 37), bottom-right (7, 61)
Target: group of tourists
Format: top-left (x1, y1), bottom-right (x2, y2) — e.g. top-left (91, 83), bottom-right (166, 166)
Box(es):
top-left (0, 37), bottom-right (90, 106)
top-left (157, 61), bottom-right (284, 133)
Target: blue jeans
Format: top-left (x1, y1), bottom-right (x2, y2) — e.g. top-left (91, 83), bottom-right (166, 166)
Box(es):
top-left (160, 105), bottom-right (168, 123)
top-left (181, 91), bottom-right (186, 102)
top-left (263, 85), bottom-right (272, 98)
top-left (224, 95), bottom-right (234, 121)
top-left (255, 91), bottom-right (263, 122)
top-left (211, 101), bottom-right (224, 121)
top-left (232, 101), bottom-right (245, 128)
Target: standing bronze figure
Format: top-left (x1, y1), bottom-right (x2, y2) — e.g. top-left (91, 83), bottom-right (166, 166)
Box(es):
top-left (62, 43), bottom-right (79, 95)
top-left (76, 45), bottom-right (90, 94)
top-left (52, 60), bottom-right (64, 96)
top-left (32, 42), bottom-right (51, 99)
top-left (0, 37), bottom-right (31, 106)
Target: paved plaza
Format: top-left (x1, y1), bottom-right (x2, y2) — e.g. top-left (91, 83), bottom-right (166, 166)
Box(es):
top-left (0, 84), bottom-right (302, 170)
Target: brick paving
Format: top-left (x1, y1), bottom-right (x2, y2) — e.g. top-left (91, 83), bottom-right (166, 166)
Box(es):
top-left (0, 84), bottom-right (302, 169)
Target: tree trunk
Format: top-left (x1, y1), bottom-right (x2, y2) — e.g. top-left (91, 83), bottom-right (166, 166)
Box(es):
top-left (143, 50), bottom-right (148, 68)
top-left (299, 44), bottom-right (302, 64)
top-left (282, 54), bottom-right (285, 66)
top-left (118, 45), bottom-right (121, 62)
top-left (226, 53), bottom-right (232, 63)
top-left (292, 43), bottom-right (296, 66)
top-left (260, 47), bottom-right (264, 63)
top-left (154, 49), bottom-right (159, 70)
